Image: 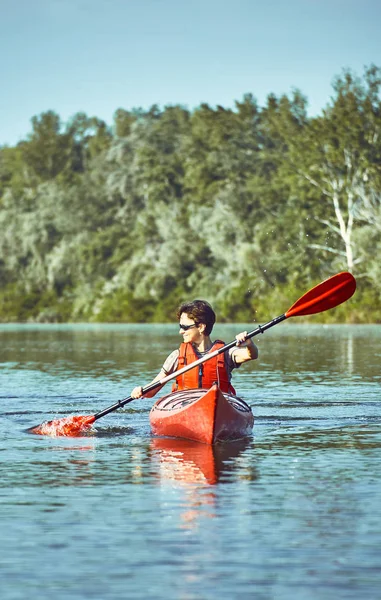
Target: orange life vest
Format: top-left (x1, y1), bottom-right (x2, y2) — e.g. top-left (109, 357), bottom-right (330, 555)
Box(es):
top-left (173, 341), bottom-right (236, 394)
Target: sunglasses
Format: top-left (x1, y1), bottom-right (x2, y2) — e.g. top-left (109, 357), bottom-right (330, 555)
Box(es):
top-left (179, 323), bottom-right (198, 331)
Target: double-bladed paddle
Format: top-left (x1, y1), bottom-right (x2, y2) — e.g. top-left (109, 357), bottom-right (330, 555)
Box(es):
top-left (29, 271), bottom-right (356, 437)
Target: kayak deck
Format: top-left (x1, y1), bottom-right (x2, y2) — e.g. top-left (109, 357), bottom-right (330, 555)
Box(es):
top-left (149, 384), bottom-right (254, 444)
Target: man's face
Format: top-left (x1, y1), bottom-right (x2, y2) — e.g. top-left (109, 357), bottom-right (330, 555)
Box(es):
top-left (178, 313), bottom-right (204, 343)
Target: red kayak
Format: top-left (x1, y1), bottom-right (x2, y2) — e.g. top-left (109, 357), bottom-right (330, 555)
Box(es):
top-left (149, 383), bottom-right (254, 445)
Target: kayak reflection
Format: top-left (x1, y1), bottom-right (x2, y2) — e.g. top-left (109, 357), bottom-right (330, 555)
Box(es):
top-left (150, 436), bottom-right (255, 486)
top-left (150, 437), bottom-right (257, 529)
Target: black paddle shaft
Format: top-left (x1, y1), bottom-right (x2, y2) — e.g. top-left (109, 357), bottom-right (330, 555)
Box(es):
top-left (93, 313), bottom-right (286, 421)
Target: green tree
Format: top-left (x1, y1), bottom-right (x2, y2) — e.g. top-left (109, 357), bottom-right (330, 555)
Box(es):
top-left (290, 66), bottom-right (381, 274)
top-left (20, 111), bottom-right (72, 181)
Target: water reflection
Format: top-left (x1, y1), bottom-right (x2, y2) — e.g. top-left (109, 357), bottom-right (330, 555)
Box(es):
top-left (1, 324), bottom-right (380, 381)
top-left (260, 424), bottom-right (381, 451)
top-left (0, 324), bottom-right (179, 378)
top-left (24, 438), bottom-right (98, 487)
top-left (346, 334), bottom-right (354, 375)
top-left (149, 437), bottom-right (257, 529)
top-left (13, 434), bottom-right (257, 490)
top-left (150, 437), bottom-right (254, 486)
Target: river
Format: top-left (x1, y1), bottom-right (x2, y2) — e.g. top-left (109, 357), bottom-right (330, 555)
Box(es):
top-left (0, 323), bottom-right (380, 599)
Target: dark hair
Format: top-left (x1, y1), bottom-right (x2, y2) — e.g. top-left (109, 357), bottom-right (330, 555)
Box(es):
top-left (176, 300), bottom-right (216, 336)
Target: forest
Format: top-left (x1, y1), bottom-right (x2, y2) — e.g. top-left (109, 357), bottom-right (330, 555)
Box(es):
top-left (0, 66), bottom-right (380, 324)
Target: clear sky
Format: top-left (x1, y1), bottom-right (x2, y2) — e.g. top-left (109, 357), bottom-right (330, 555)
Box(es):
top-left (1, 0), bottom-right (380, 146)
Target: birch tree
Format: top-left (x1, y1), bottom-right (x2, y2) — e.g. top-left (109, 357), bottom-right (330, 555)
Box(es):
top-left (291, 66), bottom-right (381, 272)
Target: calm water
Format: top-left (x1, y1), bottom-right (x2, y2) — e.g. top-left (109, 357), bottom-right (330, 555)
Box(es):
top-left (0, 323), bottom-right (380, 600)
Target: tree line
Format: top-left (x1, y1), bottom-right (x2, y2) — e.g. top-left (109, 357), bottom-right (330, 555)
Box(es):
top-left (0, 65), bottom-right (380, 324)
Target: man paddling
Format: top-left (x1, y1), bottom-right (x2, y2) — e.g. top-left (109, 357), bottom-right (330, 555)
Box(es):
top-left (131, 300), bottom-right (258, 399)
top-left (30, 273), bottom-right (355, 437)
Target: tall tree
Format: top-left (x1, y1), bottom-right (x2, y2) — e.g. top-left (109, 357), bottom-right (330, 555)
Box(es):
top-left (290, 66), bottom-right (381, 273)
top-left (20, 111), bottom-right (72, 181)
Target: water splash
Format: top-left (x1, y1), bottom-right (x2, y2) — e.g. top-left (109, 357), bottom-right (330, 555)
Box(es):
top-left (29, 415), bottom-right (96, 437)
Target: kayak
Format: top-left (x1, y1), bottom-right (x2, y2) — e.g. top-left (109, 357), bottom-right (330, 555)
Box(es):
top-left (149, 383), bottom-right (254, 445)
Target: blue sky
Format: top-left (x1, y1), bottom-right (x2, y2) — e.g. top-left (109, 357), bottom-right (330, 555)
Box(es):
top-left (1, 0), bottom-right (380, 146)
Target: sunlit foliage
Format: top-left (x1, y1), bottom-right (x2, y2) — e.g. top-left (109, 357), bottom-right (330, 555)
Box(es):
top-left (0, 66), bottom-right (380, 323)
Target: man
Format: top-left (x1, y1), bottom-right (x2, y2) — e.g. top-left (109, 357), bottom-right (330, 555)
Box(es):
top-left (131, 299), bottom-right (258, 399)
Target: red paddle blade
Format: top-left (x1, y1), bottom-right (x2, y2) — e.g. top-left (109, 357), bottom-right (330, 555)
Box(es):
top-left (29, 415), bottom-right (96, 437)
top-left (285, 272), bottom-right (356, 318)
